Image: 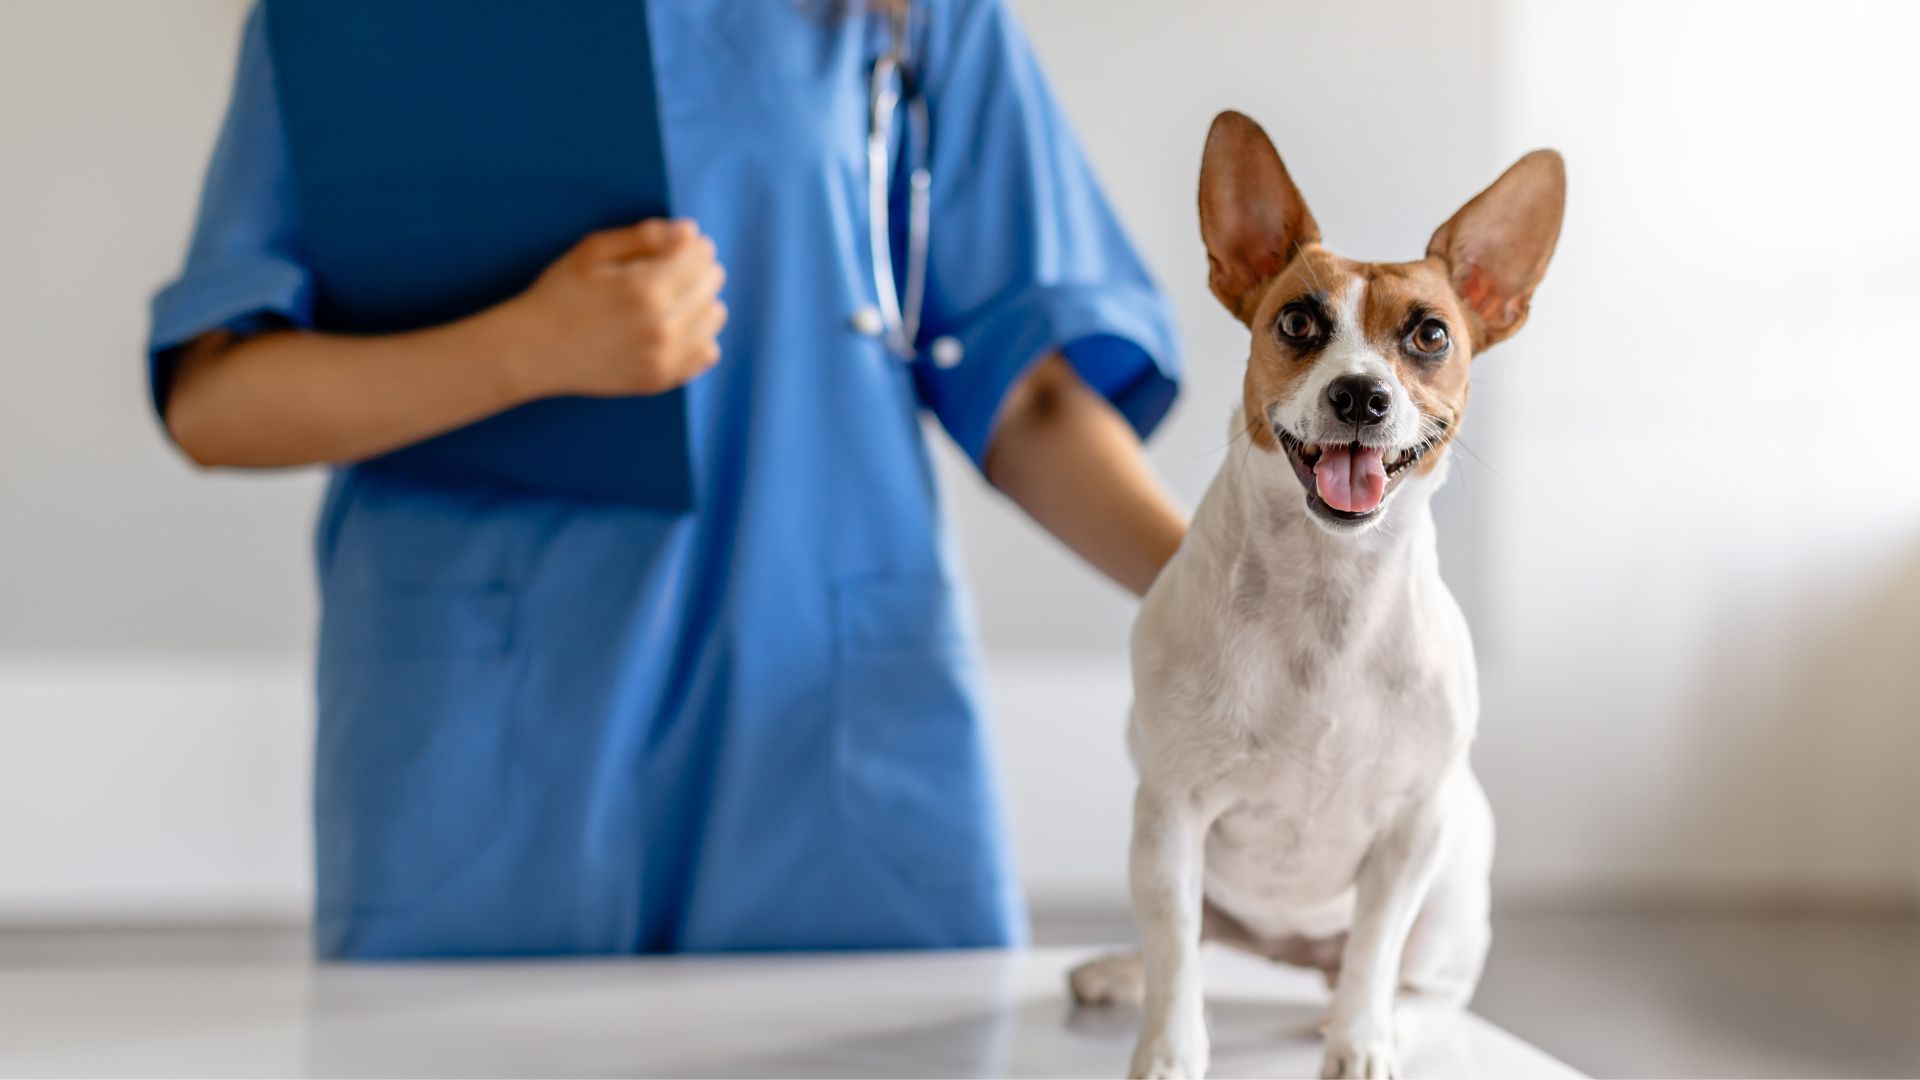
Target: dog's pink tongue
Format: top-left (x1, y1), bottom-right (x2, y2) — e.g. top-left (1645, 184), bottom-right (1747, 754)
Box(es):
top-left (1313, 445), bottom-right (1388, 513)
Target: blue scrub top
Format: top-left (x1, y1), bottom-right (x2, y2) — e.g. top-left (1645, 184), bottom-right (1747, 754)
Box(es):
top-left (151, 0), bottom-right (1180, 959)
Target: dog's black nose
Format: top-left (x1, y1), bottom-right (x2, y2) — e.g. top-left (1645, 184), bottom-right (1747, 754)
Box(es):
top-left (1327, 375), bottom-right (1393, 426)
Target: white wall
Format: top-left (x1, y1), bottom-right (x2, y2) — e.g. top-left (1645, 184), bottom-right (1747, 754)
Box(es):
top-left (1, 0), bottom-right (1915, 922)
top-left (0, 0), bottom-right (320, 920)
top-left (1470, 0), bottom-right (1920, 905)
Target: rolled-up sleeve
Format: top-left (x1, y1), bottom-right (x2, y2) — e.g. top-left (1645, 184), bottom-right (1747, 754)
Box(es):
top-left (147, 4), bottom-right (311, 418)
top-left (910, 0), bottom-right (1180, 470)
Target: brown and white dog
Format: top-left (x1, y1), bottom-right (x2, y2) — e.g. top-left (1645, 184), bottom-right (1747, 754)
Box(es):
top-left (1067, 112), bottom-right (1565, 1080)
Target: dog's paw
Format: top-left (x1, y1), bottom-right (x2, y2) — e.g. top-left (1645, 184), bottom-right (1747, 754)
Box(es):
top-left (1068, 951), bottom-right (1144, 1006)
top-left (1128, 1033), bottom-right (1209, 1080)
top-left (1319, 1032), bottom-right (1399, 1079)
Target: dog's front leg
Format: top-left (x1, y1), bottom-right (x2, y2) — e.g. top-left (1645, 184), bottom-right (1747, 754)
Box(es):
top-left (1128, 783), bottom-right (1213, 1079)
top-left (1321, 797), bottom-right (1449, 1080)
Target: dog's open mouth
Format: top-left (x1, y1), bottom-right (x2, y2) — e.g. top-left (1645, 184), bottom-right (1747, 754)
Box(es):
top-left (1275, 427), bottom-right (1444, 523)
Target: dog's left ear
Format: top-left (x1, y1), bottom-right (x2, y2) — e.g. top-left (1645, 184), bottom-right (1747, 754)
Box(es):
top-left (1428, 149), bottom-right (1566, 350)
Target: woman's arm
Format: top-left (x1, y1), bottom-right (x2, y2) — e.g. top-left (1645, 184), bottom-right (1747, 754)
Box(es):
top-left (984, 355), bottom-right (1187, 597)
top-left (166, 220), bottom-right (727, 468)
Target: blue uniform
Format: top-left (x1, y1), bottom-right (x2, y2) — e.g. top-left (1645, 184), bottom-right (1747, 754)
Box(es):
top-left (150, 0), bottom-right (1179, 958)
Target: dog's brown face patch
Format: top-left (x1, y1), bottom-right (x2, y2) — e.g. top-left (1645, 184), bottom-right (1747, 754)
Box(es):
top-left (1240, 251), bottom-right (1474, 475)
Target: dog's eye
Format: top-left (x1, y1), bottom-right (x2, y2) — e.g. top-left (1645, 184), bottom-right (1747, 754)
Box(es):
top-left (1277, 304), bottom-right (1320, 343)
top-left (1409, 318), bottom-right (1450, 356)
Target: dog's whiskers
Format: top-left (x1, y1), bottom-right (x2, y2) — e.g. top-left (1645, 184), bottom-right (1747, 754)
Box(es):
top-left (1447, 434), bottom-right (1501, 479)
top-left (1213, 409), bottom-right (1265, 457)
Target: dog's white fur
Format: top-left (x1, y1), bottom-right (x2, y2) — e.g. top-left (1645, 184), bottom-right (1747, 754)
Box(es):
top-left (1070, 110), bottom-right (1562, 1080)
top-left (1072, 277), bottom-right (1495, 1080)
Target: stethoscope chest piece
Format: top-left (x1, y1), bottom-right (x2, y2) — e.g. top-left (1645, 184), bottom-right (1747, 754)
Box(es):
top-left (928, 335), bottom-right (963, 369)
top-left (850, 306), bottom-right (963, 369)
top-left (850, 306), bottom-right (885, 339)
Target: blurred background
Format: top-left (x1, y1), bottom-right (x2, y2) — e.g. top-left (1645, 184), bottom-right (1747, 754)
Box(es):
top-left (1, 1), bottom-right (1916, 1076)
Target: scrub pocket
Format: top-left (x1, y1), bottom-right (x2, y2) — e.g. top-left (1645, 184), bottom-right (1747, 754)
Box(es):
top-left (315, 585), bottom-right (519, 918)
top-left (832, 576), bottom-right (997, 894)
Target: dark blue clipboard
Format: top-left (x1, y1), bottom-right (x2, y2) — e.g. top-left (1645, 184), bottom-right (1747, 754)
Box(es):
top-left (262, 0), bottom-right (692, 510)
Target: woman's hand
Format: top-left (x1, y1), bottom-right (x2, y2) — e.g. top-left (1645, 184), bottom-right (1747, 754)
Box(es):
top-left (501, 219), bottom-right (729, 399)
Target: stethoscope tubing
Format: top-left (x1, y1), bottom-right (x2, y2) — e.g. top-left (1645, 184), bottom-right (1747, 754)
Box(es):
top-left (864, 9), bottom-right (934, 363)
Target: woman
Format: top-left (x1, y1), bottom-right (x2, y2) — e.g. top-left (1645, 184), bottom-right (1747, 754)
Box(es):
top-left (152, 0), bottom-right (1184, 958)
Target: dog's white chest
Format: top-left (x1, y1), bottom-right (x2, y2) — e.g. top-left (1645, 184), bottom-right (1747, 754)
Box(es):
top-left (1197, 626), bottom-right (1467, 933)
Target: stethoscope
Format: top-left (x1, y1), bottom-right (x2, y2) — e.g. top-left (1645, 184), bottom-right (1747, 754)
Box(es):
top-left (851, 3), bottom-right (963, 369)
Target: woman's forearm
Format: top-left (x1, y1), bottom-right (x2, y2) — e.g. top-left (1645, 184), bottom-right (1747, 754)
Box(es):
top-left (163, 219), bottom-right (728, 470)
top-left (984, 355), bottom-right (1187, 597)
top-left (164, 303), bottom-right (545, 468)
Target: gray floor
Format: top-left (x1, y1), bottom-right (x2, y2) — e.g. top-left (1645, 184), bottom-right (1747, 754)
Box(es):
top-left (3, 912), bottom-right (1916, 1078)
top-left (1474, 911), bottom-right (1920, 1080)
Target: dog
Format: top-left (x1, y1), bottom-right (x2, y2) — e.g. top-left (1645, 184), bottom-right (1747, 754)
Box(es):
top-left (1066, 111), bottom-right (1565, 1080)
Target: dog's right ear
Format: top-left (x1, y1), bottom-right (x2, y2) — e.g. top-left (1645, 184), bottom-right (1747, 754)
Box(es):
top-left (1199, 111), bottom-right (1319, 325)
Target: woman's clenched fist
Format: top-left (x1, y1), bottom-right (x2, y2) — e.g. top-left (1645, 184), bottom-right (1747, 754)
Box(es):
top-left (501, 218), bottom-right (728, 398)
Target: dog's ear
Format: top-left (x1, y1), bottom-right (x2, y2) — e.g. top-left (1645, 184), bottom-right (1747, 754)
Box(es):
top-left (1428, 149), bottom-right (1566, 350)
top-left (1199, 111), bottom-right (1319, 325)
